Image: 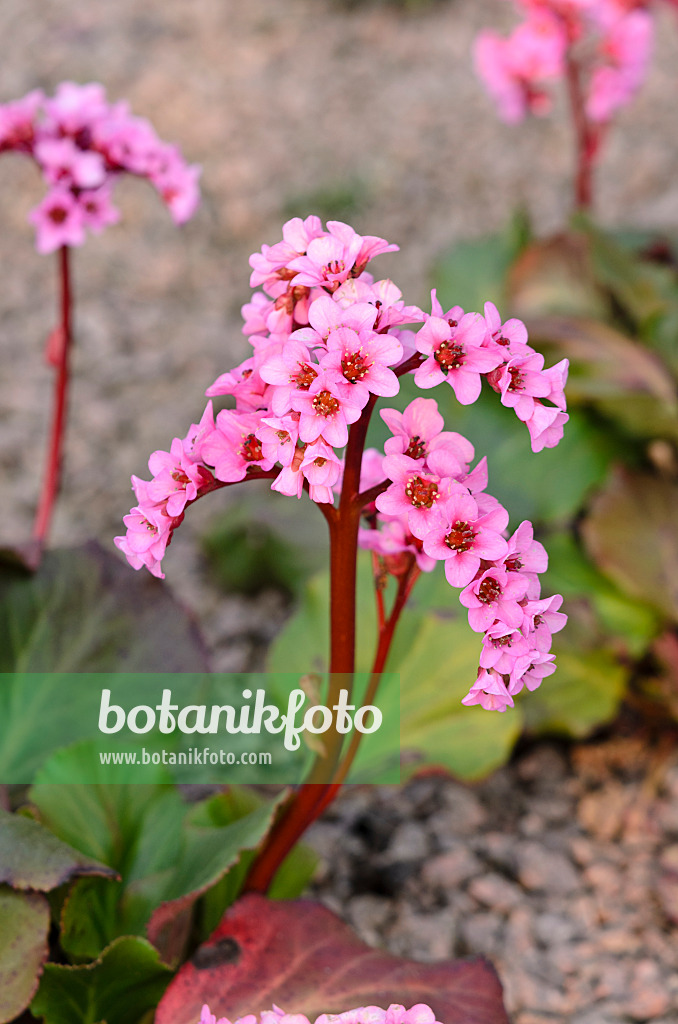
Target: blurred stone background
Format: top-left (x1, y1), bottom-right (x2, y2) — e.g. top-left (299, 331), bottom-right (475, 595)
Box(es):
top-left (1, 0), bottom-right (677, 549)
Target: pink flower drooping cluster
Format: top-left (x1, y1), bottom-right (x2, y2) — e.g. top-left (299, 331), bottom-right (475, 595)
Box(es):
top-left (474, 0), bottom-right (655, 124)
top-left (0, 82), bottom-right (200, 252)
top-left (116, 217), bottom-right (567, 708)
top-left (361, 396), bottom-right (566, 711)
top-left (199, 1003), bottom-right (443, 1024)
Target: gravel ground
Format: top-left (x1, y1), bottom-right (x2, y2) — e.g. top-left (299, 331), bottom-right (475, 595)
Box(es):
top-left (2, 1), bottom-right (678, 1021)
top-left (308, 737), bottom-right (678, 1024)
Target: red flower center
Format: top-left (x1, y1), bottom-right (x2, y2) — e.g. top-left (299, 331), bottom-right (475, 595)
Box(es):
top-left (445, 520), bottom-right (476, 553)
top-left (312, 390), bottom-right (340, 417)
top-left (404, 434), bottom-right (427, 460)
top-left (434, 340), bottom-right (465, 372)
top-left (292, 362), bottom-right (318, 390)
top-left (478, 577), bottom-right (502, 604)
top-left (341, 351), bottom-right (370, 383)
top-left (405, 476), bottom-right (439, 509)
top-left (241, 433), bottom-right (263, 462)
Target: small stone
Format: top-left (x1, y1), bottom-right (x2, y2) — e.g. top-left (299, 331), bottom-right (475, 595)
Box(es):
top-left (386, 904), bottom-right (458, 961)
top-left (578, 784), bottom-right (629, 842)
top-left (533, 911), bottom-right (579, 947)
top-left (598, 928), bottom-right (642, 954)
top-left (519, 811), bottom-right (545, 837)
top-left (383, 821), bottom-right (429, 863)
top-left (475, 830), bottom-right (517, 872)
top-left (420, 847), bottom-right (481, 889)
top-left (468, 872), bottom-right (523, 913)
top-left (348, 894), bottom-right (391, 945)
top-left (459, 911), bottom-right (503, 956)
top-left (505, 905), bottom-right (534, 956)
top-left (627, 959), bottom-right (671, 1020)
top-left (516, 745), bottom-right (568, 785)
top-left (515, 841), bottom-right (580, 893)
top-left (584, 861), bottom-right (622, 896)
top-left (440, 782), bottom-right (488, 832)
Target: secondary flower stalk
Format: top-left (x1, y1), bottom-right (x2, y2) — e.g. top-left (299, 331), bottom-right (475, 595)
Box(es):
top-left (474, 0), bottom-right (661, 209)
top-left (1, 82), bottom-right (200, 553)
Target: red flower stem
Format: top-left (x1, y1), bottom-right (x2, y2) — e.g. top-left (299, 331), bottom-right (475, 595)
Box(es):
top-left (565, 51), bottom-right (598, 212)
top-left (243, 396), bottom-right (380, 894)
top-left (331, 562), bottom-right (421, 787)
top-left (32, 246), bottom-right (72, 549)
top-left (371, 549), bottom-right (387, 633)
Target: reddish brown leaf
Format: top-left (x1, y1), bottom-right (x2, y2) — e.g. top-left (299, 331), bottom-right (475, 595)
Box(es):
top-left (582, 466), bottom-right (678, 620)
top-left (523, 314), bottom-right (677, 407)
top-left (0, 888), bottom-right (50, 1023)
top-left (0, 809), bottom-right (117, 892)
top-left (155, 894), bottom-right (509, 1024)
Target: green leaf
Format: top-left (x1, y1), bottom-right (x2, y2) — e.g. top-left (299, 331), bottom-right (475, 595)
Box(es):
top-left (0, 807), bottom-right (116, 892)
top-left (30, 936), bottom-right (172, 1024)
top-left (435, 388), bottom-right (618, 526)
top-left (543, 532), bottom-right (660, 658)
top-left (202, 491), bottom-right (328, 597)
top-left (582, 466), bottom-right (678, 621)
top-left (522, 646), bottom-right (626, 738)
top-left (397, 614), bottom-right (522, 779)
top-left (0, 541), bottom-right (210, 673)
top-left (507, 231), bottom-right (609, 320)
top-left (525, 314), bottom-right (678, 443)
top-left (573, 213), bottom-right (669, 328)
top-left (270, 562), bottom-right (521, 780)
top-left (433, 212), bottom-right (530, 314)
top-left (0, 887), bottom-right (50, 1024)
top-left (30, 747), bottom-right (284, 963)
top-left (144, 797), bottom-right (284, 963)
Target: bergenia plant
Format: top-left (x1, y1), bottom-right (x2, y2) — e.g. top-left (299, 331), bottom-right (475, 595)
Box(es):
top-left (474, 0), bottom-right (673, 209)
top-left (117, 214), bottom-right (568, 890)
top-left (0, 81), bottom-right (200, 555)
top-left (198, 1004), bottom-right (442, 1024)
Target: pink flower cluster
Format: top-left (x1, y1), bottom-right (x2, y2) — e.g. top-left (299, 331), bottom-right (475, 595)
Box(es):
top-left (116, 217), bottom-right (567, 708)
top-left (0, 82), bottom-right (200, 252)
top-left (199, 1003), bottom-right (443, 1024)
top-left (474, 0), bottom-right (655, 124)
top-left (361, 396), bottom-right (566, 711)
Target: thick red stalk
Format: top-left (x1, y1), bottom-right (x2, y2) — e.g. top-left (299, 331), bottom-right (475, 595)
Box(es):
top-left (565, 52), bottom-right (598, 212)
top-left (243, 397), bottom-right (380, 893)
top-left (33, 246), bottom-right (72, 550)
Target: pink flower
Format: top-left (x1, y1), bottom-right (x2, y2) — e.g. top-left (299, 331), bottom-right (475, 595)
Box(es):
top-left (381, 397), bottom-right (475, 467)
top-left (586, 10), bottom-right (653, 122)
top-left (259, 340), bottom-right (321, 417)
top-left (359, 518), bottom-right (437, 573)
top-left (287, 222), bottom-right (397, 289)
top-left (414, 313), bottom-right (501, 403)
top-left (483, 301), bottom-right (530, 358)
top-left (1, 82), bottom-right (200, 251)
top-left (201, 410), bottom-right (276, 482)
top-left (526, 404), bottom-right (569, 452)
top-left (78, 185), bottom-right (121, 234)
top-left (474, 10), bottom-right (566, 123)
top-left (114, 503), bottom-right (174, 580)
top-left (320, 327), bottom-right (403, 404)
top-left (29, 189), bottom-right (86, 253)
top-left (509, 649), bottom-right (557, 695)
top-left (462, 669), bottom-right (515, 712)
top-left (459, 566), bottom-right (530, 632)
top-left (196, 1005), bottom-right (442, 1024)
top-left (291, 372), bottom-right (364, 448)
top-left (146, 437), bottom-right (212, 516)
top-left (422, 492), bottom-right (509, 587)
top-left (0, 89), bottom-right (43, 152)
